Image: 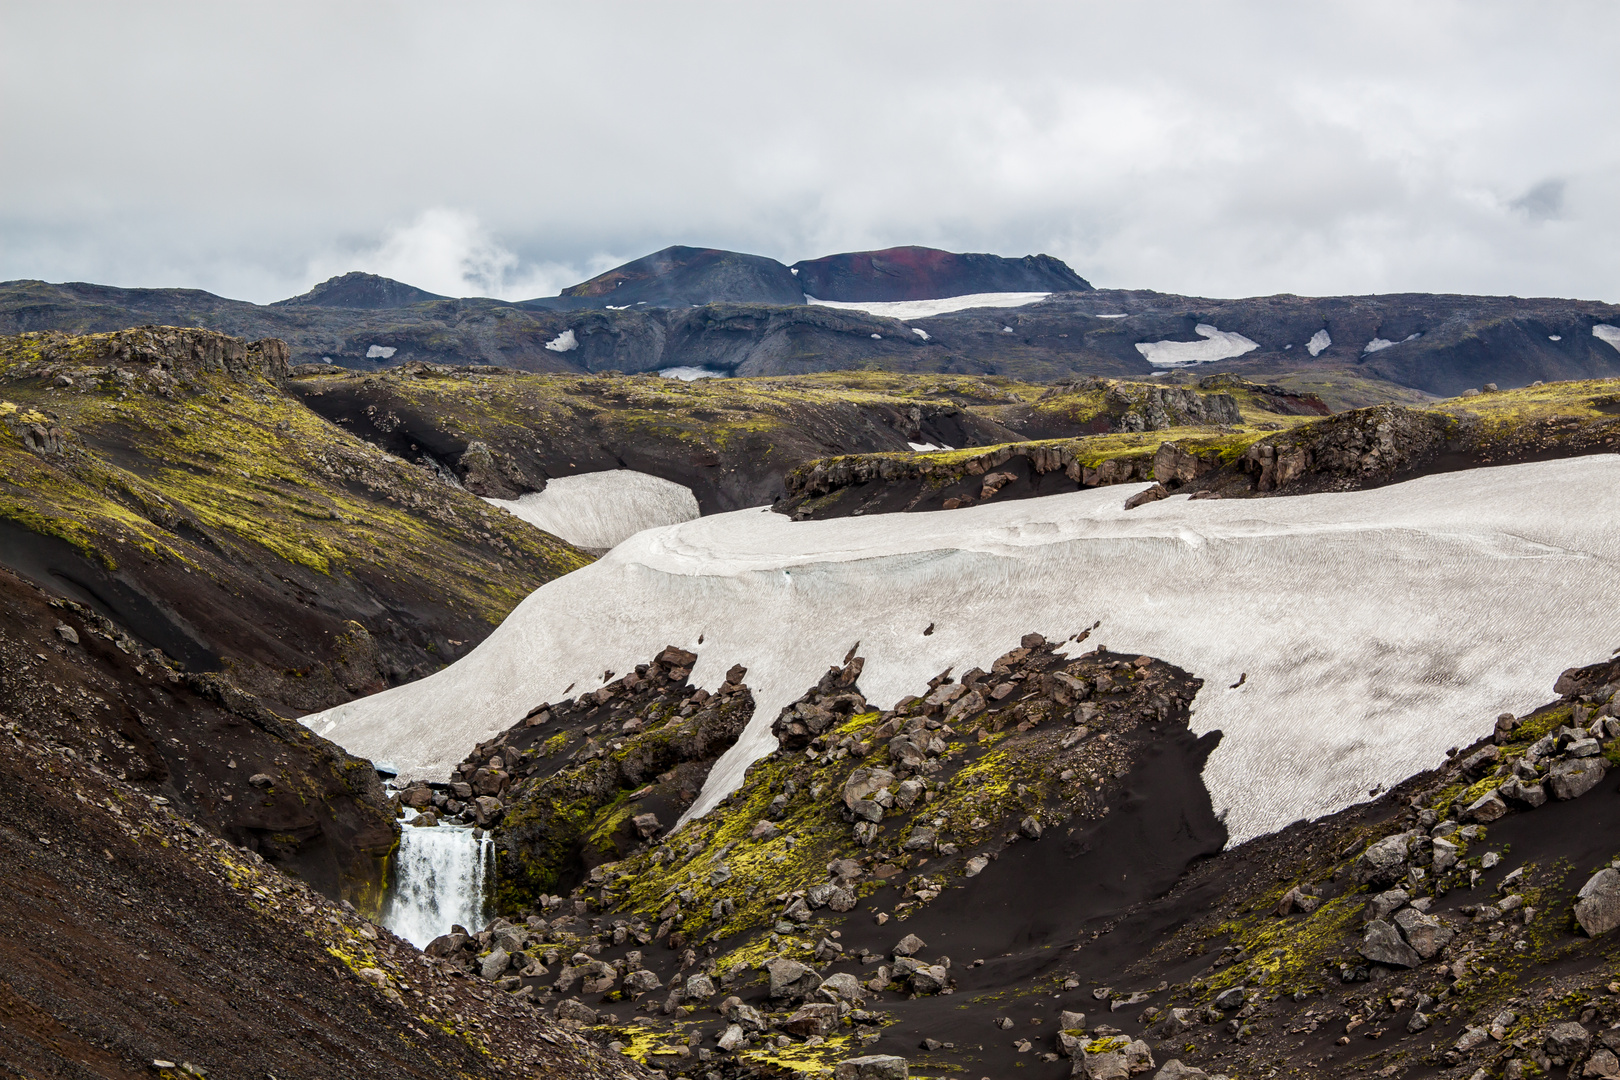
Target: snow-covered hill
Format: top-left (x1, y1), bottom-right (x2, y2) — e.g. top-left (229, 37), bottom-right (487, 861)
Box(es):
top-left (303, 456), bottom-right (1620, 843)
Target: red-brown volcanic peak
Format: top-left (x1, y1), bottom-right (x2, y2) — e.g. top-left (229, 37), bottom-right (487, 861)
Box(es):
top-left (559, 245), bottom-right (804, 307)
top-left (790, 245), bottom-right (1092, 302)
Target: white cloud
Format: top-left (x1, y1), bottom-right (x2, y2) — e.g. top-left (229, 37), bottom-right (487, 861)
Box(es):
top-left (1, 3), bottom-right (1619, 302)
top-left (303, 209), bottom-right (585, 301)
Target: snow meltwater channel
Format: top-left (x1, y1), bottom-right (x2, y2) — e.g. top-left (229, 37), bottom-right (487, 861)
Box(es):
top-left (306, 457), bottom-right (1620, 845)
top-left (483, 470), bottom-right (699, 552)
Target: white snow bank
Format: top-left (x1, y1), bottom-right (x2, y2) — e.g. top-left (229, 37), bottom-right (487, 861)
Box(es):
top-left (1096, 313), bottom-right (1130, 319)
top-left (305, 458), bottom-right (1620, 845)
top-left (544, 329), bottom-right (578, 353)
top-left (911, 328), bottom-right (930, 341)
top-left (1135, 325), bottom-right (1260, 367)
top-left (366, 345), bottom-right (397, 359)
top-left (484, 470), bottom-right (699, 551)
top-left (806, 292), bottom-right (1049, 320)
top-left (1550, 335), bottom-right (1562, 342)
top-left (906, 441), bottom-right (954, 452)
top-left (1307, 330), bottom-right (1332, 357)
top-left (1593, 325), bottom-right (1620, 351)
top-left (1365, 333), bottom-right (1421, 354)
top-left (658, 366), bottom-right (727, 381)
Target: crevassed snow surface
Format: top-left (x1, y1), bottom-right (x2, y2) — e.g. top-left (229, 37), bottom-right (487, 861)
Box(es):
top-left (1135, 325), bottom-right (1260, 367)
top-left (484, 470), bottom-right (699, 551)
top-left (305, 458), bottom-right (1620, 844)
top-left (1307, 330), bottom-right (1332, 357)
top-left (658, 366), bottom-right (727, 381)
top-left (1594, 325), bottom-right (1620, 351)
top-left (544, 329), bottom-right (578, 353)
top-left (806, 292), bottom-right (1049, 319)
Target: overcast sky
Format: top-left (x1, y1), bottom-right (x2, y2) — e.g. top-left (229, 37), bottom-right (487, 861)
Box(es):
top-left (3, 2), bottom-right (1617, 304)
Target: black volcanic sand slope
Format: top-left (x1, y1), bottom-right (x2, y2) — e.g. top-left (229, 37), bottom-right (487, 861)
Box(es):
top-left (0, 564), bottom-right (395, 906)
top-left (0, 572), bottom-right (649, 1080)
top-left (401, 640), bottom-right (1620, 1080)
top-left (0, 328), bottom-right (591, 716)
top-left (790, 245), bottom-right (1093, 301)
top-left (8, 270), bottom-right (1620, 391)
top-left (780, 379), bottom-right (1620, 520)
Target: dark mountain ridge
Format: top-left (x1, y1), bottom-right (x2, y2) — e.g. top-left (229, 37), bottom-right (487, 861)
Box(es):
top-left (791, 245), bottom-right (1093, 301)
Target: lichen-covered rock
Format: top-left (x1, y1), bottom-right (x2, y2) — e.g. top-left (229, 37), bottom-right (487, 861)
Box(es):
top-left (1499, 775), bottom-right (1547, 807)
top-left (1076, 1037), bottom-right (1154, 1079)
top-left (1461, 789), bottom-right (1509, 823)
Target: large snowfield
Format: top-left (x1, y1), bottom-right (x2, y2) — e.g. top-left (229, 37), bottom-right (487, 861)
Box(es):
top-left (483, 470), bottom-right (699, 551)
top-left (306, 457), bottom-right (1620, 844)
top-left (806, 292), bottom-right (1050, 320)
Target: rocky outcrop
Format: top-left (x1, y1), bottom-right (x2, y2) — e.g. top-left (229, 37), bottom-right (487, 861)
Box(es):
top-left (558, 246), bottom-right (806, 308)
top-left (477, 647), bottom-right (755, 899)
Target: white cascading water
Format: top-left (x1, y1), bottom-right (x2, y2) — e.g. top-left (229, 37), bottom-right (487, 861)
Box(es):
top-left (380, 812), bottom-right (493, 948)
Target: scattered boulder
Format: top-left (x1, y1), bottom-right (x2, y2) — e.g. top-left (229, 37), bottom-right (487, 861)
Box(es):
top-left (1575, 869), bottom-right (1620, 936)
top-left (1354, 833), bottom-right (1415, 886)
top-left (1360, 920), bottom-right (1421, 968)
top-left (1153, 1063), bottom-right (1209, 1080)
top-left (782, 1002), bottom-right (840, 1037)
top-left (892, 934), bottom-right (926, 958)
top-left (554, 998), bottom-right (597, 1024)
top-left (767, 957), bottom-right (821, 1001)
top-left (843, 768), bottom-right (897, 810)
top-left (1212, 987), bottom-right (1245, 1011)
top-left (1076, 1036), bottom-right (1154, 1079)
top-left (1461, 789), bottom-right (1509, 823)
top-left (816, 972), bottom-right (867, 1004)
top-left (717, 1024), bottom-right (746, 1051)
top-left (1549, 758), bottom-right (1607, 801)
top-left (1546, 1022), bottom-right (1593, 1064)
top-left (1499, 775), bottom-right (1547, 807)
top-left (834, 1055), bottom-right (908, 1080)
top-left (1364, 889), bottom-right (1410, 923)
top-left (1393, 907), bottom-right (1455, 960)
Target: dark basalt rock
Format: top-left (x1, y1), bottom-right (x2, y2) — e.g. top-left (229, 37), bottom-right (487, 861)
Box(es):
top-left (274, 271), bottom-right (447, 309)
top-left (556, 245), bottom-right (806, 308)
top-left (791, 246), bottom-right (1092, 301)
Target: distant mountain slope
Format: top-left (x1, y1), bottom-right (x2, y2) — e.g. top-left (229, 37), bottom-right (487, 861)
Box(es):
top-left (5, 273), bottom-right (1620, 396)
top-left (791, 245), bottom-right (1092, 301)
top-left (554, 245), bottom-right (805, 307)
top-left (274, 271), bottom-right (447, 308)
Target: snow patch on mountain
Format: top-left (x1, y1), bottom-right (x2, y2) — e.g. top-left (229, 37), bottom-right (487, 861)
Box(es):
top-left (806, 292), bottom-right (1049, 320)
top-left (1135, 325), bottom-right (1260, 367)
top-left (1593, 325), bottom-right (1620, 351)
top-left (484, 470), bottom-right (699, 551)
top-left (544, 329), bottom-right (578, 353)
top-left (1307, 329), bottom-right (1332, 356)
top-left (304, 457), bottom-right (1620, 845)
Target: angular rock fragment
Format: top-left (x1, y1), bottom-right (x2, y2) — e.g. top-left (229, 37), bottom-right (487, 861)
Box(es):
top-left (1549, 758), bottom-right (1607, 800)
top-left (1360, 919), bottom-right (1420, 968)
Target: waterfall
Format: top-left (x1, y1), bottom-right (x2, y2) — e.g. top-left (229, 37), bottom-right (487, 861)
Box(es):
top-left (380, 812), bottom-right (493, 948)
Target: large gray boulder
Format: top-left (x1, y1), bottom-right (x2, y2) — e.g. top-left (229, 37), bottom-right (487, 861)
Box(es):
top-left (1075, 1037), bottom-right (1153, 1079)
top-left (1499, 775), bottom-right (1547, 807)
top-left (1393, 907), bottom-right (1455, 960)
top-left (1360, 919), bottom-right (1421, 967)
top-left (1461, 789), bottom-right (1509, 823)
top-left (1545, 1021), bottom-right (1593, 1063)
top-left (767, 957), bottom-right (822, 1001)
top-left (1575, 868), bottom-right (1620, 936)
top-left (1153, 1063), bottom-right (1209, 1080)
top-left (1549, 757), bottom-right (1607, 800)
top-left (1353, 833), bottom-right (1414, 885)
top-left (834, 1055), bottom-right (908, 1080)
